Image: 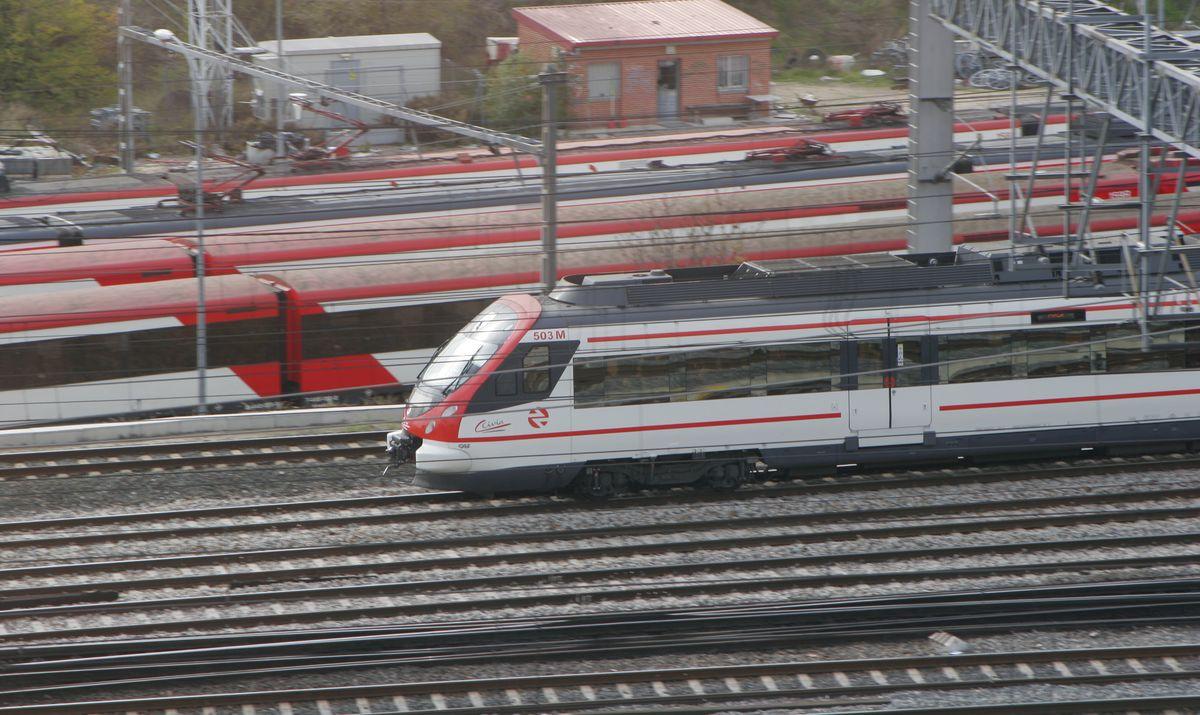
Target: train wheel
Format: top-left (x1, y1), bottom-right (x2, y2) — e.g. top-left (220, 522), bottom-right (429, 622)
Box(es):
top-left (705, 462), bottom-right (745, 491)
top-left (574, 470), bottom-right (617, 499)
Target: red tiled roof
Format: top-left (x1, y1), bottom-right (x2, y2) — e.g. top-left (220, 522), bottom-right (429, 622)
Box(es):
top-left (512, 0), bottom-right (778, 49)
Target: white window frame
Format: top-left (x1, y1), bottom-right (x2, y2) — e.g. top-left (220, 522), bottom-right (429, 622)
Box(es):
top-left (717, 55), bottom-right (749, 92)
top-left (587, 61), bottom-right (620, 100)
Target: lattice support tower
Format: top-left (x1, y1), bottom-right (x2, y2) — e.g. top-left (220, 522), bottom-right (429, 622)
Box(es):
top-left (187, 0), bottom-right (256, 132)
top-left (928, 0), bottom-right (1200, 156)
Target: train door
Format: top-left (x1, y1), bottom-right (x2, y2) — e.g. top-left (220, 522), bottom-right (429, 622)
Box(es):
top-left (848, 340), bottom-right (890, 430)
top-left (848, 324), bottom-right (932, 438)
top-left (889, 335), bottom-right (933, 429)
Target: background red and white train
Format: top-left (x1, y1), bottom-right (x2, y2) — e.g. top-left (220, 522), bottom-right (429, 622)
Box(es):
top-left (0, 158), bottom-right (1185, 297)
top-left (0, 114), bottom-right (1060, 216)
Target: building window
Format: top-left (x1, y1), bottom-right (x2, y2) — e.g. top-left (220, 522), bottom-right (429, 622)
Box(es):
top-left (587, 62), bottom-right (620, 100)
top-left (717, 55), bottom-right (749, 92)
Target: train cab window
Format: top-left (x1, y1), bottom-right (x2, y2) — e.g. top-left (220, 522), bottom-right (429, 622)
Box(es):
top-left (495, 369), bottom-right (517, 397)
top-left (522, 346), bottom-right (551, 393)
top-left (939, 332), bottom-right (1015, 383)
top-left (1023, 328), bottom-right (1092, 378)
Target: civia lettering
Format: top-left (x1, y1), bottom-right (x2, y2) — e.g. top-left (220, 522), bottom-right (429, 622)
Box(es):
top-left (528, 407), bottom-right (550, 428)
top-left (474, 418), bottom-right (511, 434)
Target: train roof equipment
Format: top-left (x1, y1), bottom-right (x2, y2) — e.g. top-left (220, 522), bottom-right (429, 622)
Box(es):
top-left (823, 102), bottom-right (907, 128)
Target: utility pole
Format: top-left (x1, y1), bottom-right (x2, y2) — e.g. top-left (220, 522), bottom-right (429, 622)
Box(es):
top-left (906, 0), bottom-right (956, 253)
top-left (538, 65), bottom-right (568, 293)
top-left (117, 0), bottom-right (135, 172)
top-left (274, 0), bottom-right (287, 159)
top-left (191, 70), bottom-right (209, 413)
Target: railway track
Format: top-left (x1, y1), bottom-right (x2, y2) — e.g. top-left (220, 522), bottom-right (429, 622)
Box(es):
top-left (2, 476), bottom-right (1198, 641)
top-left (6, 448), bottom-right (1200, 542)
top-left (3, 479), bottom-right (1198, 593)
top-left (0, 430), bottom-right (387, 480)
top-left (4, 584), bottom-right (1200, 712)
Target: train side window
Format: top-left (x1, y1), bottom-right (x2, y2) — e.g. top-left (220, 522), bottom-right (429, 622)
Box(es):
top-left (574, 361), bottom-right (605, 405)
top-left (523, 346), bottom-right (551, 392)
top-left (1107, 321), bottom-right (1190, 373)
top-left (939, 332), bottom-right (1014, 383)
top-left (765, 342), bottom-right (837, 394)
top-left (632, 352), bottom-right (684, 404)
top-left (1024, 328), bottom-right (1092, 378)
top-left (685, 347), bottom-right (750, 400)
top-left (1187, 323), bottom-right (1200, 369)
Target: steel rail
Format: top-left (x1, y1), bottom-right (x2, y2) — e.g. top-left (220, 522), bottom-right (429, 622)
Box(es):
top-left (0, 490), bottom-right (463, 533)
top-left (5, 632), bottom-right (1200, 711)
top-left (832, 694), bottom-right (1200, 715)
top-left (0, 432), bottom-right (387, 481)
top-left (6, 577), bottom-right (1198, 658)
top-left (7, 451), bottom-right (1200, 548)
top-left (6, 547), bottom-right (1200, 643)
top-left (3, 490), bottom-right (1198, 603)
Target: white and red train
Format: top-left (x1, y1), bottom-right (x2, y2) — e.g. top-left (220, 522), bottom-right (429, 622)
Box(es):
top-left (386, 246), bottom-right (1200, 495)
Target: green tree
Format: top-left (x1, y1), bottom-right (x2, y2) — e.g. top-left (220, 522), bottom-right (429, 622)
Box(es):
top-left (0, 0), bottom-right (115, 112)
top-left (482, 54), bottom-right (541, 133)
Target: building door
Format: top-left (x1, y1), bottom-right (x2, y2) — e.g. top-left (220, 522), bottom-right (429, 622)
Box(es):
top-left (327, 59), bottom-right (363, 120)
top-left (847, 329), bottom-right (932, 434)
top-left (657, 60), bottom-right (679, 118)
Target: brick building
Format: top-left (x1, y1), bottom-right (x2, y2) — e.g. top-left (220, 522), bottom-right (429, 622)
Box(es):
top-left (512, 0), bottom-right (778, 126)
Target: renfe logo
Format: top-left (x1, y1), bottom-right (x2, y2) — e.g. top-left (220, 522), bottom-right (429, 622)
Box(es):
top-left (474, 418), bottom-right (511, 434)
top-left (528, 407), bottom-right (550, 428)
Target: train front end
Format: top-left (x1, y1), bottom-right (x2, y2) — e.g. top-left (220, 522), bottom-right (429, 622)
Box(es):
top-left (385, 293), bottom-right (543, 492)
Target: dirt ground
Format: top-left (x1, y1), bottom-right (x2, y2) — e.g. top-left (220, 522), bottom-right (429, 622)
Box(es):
top-left (771, 77), bottom-right (1053, 119)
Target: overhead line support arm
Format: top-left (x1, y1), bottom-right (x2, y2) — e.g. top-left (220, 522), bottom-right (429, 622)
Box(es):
top-left (118, 25), bottom-right (542, 154)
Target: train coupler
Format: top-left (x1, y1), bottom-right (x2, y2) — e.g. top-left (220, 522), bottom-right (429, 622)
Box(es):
top-left (383, 429), bottom-right (421, 476)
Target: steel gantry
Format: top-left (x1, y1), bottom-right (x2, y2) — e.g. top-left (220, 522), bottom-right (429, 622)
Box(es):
top-left (928, 0), bottom-right (1200, 158)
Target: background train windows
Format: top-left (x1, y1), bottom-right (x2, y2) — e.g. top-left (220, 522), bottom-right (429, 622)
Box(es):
top-left (301, 300), bottom-right (491, 361)
top-left (0, 318), bottom-right (286, 393)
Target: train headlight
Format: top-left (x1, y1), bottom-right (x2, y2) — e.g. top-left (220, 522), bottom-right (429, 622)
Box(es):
top-left (424, 420), bottom-right (437, 435)
top-left (443, 404), bottom-right (459, 417)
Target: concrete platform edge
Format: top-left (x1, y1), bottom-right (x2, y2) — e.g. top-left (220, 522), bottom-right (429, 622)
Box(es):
top-left (0, 405), bottom-right (405, 449)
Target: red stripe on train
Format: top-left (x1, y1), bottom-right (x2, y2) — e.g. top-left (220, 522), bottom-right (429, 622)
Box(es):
top-left (941, 387), bottom-right (1200, 411)
top-left (456, 411), bottom-right (843, 442)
